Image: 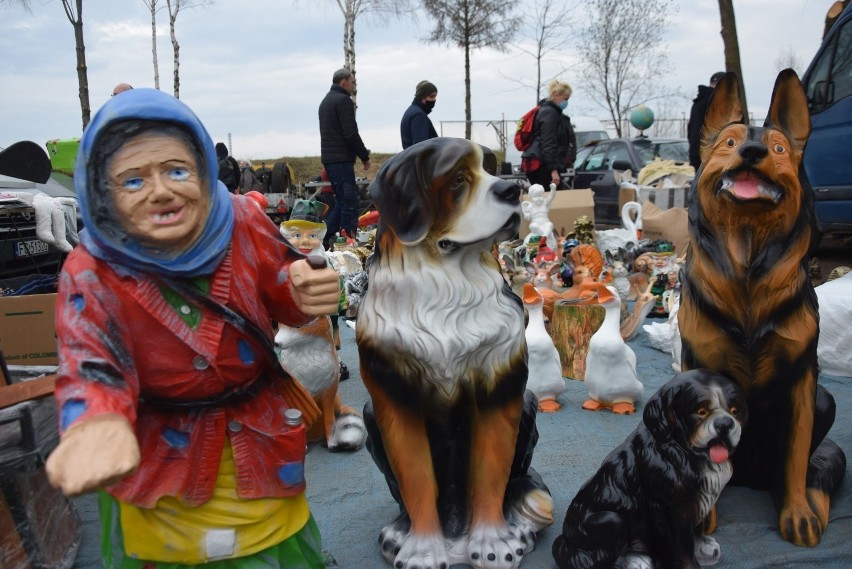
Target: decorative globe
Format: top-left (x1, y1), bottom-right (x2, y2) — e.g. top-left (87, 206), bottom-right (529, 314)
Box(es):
top-left (630, 105), bottom-right (655, 131)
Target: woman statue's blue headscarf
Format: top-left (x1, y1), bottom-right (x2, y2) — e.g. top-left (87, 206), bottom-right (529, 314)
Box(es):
top-left (75, 88), bottom-right (234, 277)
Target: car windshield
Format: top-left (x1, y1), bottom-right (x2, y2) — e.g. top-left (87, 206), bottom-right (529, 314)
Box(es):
top-left (631, 139), bottom-right (689, 166)
top-left (574, 146), bottom-right (593, 169)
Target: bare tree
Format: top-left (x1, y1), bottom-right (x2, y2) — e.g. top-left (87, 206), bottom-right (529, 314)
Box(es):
top-left (507, 0), bottom-right (578, 104)
top-left (164, 0), bottom-right (212, 99)
top-left (422, 0), bottom-right (521, 139)
top-left (2, 0), bottom-right (90, 129)
top-left (319, 0), bottom-right (412, 110)
top-left (575, 0), bottom-right (677, 138)
top-left (774, 45), bottom-right (802, 76)
top-left (141, 0), bottom-right (163, 90)
top-left (717, 0), bottom-right (748, 121)
top-left (62, 0), bottom-right (91, 129)
top-left (823, 0), bottom-right (849, 38)
top-left (0, 0), bottom-right (31, 11)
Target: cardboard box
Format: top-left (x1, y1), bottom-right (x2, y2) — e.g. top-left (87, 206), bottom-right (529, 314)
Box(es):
top-left (640, 184), bottom-right (689, 210)
top-left (0, 294), bottom-right (58, 366)
top-left (619, 186), bottom-right (638, 213)
top-left (520, 189), bottom-right (595, 238)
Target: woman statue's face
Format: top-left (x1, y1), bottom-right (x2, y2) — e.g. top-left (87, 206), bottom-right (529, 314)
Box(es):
top-left (108, 133), bottom-right (209, 251)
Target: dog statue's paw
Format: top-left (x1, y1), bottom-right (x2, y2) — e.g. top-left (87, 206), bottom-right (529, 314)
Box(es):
top-left (466, 523), bottom-right (526, 569)
top-left (378, 516), bottom-right (410, 564)
top-left (505, 487), bottom-right (554, 554)
top-left (695, 535), bottom-right (721, 566)
top-left (393, 531), bottom-right (449, 569)
top-left (613, 552), bottom-right (654, 569)
top-left (327, 413), bottom-right (367, 452)
top-left (779, 498), bottom-right (825, 546)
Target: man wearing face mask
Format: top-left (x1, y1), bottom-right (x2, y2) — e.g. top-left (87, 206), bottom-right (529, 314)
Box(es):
top-left (521, 79), bottom-right (577, 190)
top-left (400, 80), bottom-right (439, 149)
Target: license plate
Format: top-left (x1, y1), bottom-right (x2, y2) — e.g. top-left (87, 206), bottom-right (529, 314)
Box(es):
top-left (14, 238), bottom-right (50, 258)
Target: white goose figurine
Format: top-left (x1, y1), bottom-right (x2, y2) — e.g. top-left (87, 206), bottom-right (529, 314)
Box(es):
top-left (595, 201), bottom-right (642, 257)
top-left (522, 283), bottom-right (566, 412)
top-left (580, 282), bottom-right (643, 414)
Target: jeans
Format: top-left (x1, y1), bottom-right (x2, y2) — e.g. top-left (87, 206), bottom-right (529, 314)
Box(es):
top-left (322, 161), bottom-right (359, 247)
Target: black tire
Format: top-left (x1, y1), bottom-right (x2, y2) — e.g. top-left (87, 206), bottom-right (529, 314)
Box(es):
top-left (270, 161), bottom-right (292, 194)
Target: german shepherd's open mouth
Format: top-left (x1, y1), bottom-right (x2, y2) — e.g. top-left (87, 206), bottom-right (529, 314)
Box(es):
top-left (717, 168), bottom-right (783, 203)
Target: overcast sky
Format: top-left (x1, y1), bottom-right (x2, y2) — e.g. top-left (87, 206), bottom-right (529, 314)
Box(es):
top-left (0, 0), bottom-right (828, 163)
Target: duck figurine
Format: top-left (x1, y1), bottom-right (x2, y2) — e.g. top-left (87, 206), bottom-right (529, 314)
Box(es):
top-left (580, 281), bottom-right (643, 414)
top-left (523, 283), bottom-right (566, 412)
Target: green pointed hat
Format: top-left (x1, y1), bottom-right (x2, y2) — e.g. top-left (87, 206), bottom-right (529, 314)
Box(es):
top-left (289, 199), bottom-right (329, 223)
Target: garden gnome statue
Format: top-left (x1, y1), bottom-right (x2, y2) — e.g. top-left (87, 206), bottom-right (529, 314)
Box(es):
top-left (277, 199), bottom-right (366, 452)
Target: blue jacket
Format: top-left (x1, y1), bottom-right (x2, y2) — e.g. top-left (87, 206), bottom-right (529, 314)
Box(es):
top-left (400, 98), bottom-right (438, 149)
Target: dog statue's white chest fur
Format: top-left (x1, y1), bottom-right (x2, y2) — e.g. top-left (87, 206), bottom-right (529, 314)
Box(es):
top-left (358, 249), bottom-right (524, 400)
top-left (698, 460), bottom-right (733, 522)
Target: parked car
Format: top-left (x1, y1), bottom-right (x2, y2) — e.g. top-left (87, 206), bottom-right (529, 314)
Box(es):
top-left (575, 130), bottom-right (610, 148)
top-left (801, 0), bottom-right (852, 238)
top-left (571, 137), bottom-right (690, 225)
top-left (0, 141), bottom-right (79, 284)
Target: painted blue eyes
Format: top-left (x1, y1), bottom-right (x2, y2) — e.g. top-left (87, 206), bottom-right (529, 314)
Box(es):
top-left (122, 177), bottom-right (144, 190)
top-left (169, 167), bottom-right (191, 180)
top-left (119, 166), bottom-right (191, 191)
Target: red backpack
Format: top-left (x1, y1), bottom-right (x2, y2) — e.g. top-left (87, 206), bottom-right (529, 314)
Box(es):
top-left (513, 104), bottom-right (541, 151)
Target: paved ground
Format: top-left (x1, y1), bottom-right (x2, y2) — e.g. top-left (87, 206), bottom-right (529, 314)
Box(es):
top-left (814, 234), bottom-right (852, 281)
top-left (68, 312), bottom-right (852, 569)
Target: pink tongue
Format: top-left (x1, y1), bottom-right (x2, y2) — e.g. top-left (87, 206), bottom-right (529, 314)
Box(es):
top-left (732, 178), bottom-right (760, 199)
top-left (710, 444), bottom-right (729, 463)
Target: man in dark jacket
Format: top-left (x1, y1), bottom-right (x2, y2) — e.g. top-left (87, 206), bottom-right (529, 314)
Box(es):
top-left (400, 80), bottom-right (439, 149)
top-left (318, 68), bottom-right (371, 249)
top-left (215, 142), bottom-right (241, 193)
top-left (687, 71), bottom-right (725, 171)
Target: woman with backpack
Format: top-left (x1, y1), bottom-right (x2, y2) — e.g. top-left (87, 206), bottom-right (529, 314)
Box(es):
top-left (521, 79), bottom-right (577, 190)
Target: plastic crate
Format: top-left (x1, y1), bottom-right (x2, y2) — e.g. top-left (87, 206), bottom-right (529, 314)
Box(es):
top-left (44, 139), bottom-right (81, 175)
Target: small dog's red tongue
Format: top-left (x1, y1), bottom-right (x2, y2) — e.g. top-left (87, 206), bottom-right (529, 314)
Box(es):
top-left (710, 443), bottom-right (729, 463)
top-left (733, 177), bottom-right (760, 199)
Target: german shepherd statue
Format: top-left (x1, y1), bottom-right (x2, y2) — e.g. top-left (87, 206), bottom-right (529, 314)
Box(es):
top-left (679, 69), bottom-right (846, 547)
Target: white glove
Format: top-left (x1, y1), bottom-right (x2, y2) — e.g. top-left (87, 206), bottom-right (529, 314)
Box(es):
top-left (2, 191), bottom-right (78, 253)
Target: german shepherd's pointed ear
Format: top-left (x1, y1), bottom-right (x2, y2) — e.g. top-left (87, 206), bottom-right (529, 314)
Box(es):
top-left (765, 68), bottom-right (811, 155)
top-left (699, 72), bottom-right (743, 166)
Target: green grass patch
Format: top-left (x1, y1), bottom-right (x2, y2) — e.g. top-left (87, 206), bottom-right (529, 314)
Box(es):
top-left (250, 153), bottom-right (396, 184)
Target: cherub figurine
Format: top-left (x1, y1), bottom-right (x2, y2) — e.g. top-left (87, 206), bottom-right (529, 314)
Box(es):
top-left (521, 183), bottom-right (558, 246)
top-left (44, 89), bottom-right (341, 568)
